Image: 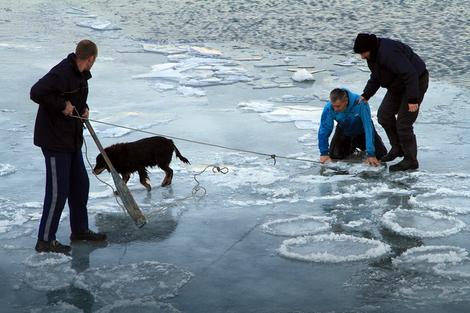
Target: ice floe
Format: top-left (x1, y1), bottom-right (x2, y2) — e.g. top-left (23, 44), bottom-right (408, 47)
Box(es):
top-left (259, 105), bottom-right (323, 130)
top-left (76, 20), bottom-right (121, 31)
top-left (279, 233), bottom-right (391, 262)
top-left (23, 253), bottom-right (76, 291)
top-left (237, 100), bottom-right (274, 113)
top-left (381, 209), bottom-right (466, 238)
top-left (143, 44), bottom-right (189, 55)
top-left (262, 215), bottom-right (331, 237)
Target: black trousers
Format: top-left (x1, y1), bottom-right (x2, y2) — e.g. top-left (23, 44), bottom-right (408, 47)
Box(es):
top-left (377, 71), bottom-right (429, 161)
top-left (329, 127), bottom-right (387, 160)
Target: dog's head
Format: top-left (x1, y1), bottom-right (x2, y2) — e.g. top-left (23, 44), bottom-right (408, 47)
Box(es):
top-left (93, 153), bottom-right (109, 175)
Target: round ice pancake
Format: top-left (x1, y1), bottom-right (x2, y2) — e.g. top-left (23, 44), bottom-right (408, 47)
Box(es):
top-left (279, 233), bottom-right (390, 262)
top-left (262, 215), bottom-right (331, 237)
top-left (392, 246), bottom-right (468, 270)
top-left (382, 209), bottom-right (465, 238)
top-left (23, 253), bottom-right (75, 291)
top-left (434, 261), bottom-right (470, 278)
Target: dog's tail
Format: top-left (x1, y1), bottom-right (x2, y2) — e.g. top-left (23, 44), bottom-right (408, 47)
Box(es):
top-left (171, 140), bottom-right (190, 164)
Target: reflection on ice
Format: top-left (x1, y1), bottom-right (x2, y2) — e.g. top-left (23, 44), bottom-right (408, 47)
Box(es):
top-left (95, 209), bottom-right (177, 244)
top-left (279, 233), bottom-right (390, 262)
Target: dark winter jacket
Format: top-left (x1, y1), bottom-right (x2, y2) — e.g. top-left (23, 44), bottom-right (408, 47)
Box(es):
top-left (31, 53), bottom-right (91, 152)
top-left (362, 38), bottom-right (427, 104)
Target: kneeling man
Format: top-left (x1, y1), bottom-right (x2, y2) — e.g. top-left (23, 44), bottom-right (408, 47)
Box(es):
top-left (318, 88), bottom-right (387, 166)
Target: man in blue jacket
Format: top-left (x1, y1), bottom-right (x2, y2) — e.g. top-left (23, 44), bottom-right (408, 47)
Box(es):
top-left (353, 33), bottom-right (428, 171)
top-left (318, 88), bottom-right (387, 166)
top-left (30, 40), bottom-right (106, 254)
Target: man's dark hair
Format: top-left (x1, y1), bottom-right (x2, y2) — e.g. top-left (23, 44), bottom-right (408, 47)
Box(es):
top-left (330, 88), bottom-right (348, 103)
top-left (75, 40), bottom-right (98, 60)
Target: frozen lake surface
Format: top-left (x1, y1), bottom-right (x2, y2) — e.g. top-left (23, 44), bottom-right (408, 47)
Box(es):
top-left (0, 1), bottom-right (469, 312)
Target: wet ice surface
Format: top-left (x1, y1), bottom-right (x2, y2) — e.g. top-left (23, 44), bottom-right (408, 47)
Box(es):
top-left (1, 1), bottom-right (470, 313)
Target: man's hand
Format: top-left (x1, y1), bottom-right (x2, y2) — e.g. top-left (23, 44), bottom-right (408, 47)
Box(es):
top-left (82, 108), bottom-right (89, 119)
top-left (320, 155), bottom-right (332, 164)
top-left (62, 100), bottom-right (75, 116)
top-left (365, 156), bottom-right (381, 167)
top-left (408, 103), bottom-right (419, 112)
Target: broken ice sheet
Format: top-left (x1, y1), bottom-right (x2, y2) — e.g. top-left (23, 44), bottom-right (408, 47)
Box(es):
top-left (73, 261), bottom-right (193, 305)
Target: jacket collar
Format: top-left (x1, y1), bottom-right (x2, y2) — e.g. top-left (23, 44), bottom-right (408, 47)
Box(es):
top-left (67, 53), bottom-right (92, 80)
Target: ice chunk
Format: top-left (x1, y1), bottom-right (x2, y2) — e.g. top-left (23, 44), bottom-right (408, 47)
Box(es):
top-left (76, 20), bottom-right (121, 31)
top-left (279, 233), bottom-right (391, 262)
top-left (291, 69), bottom-right (314, 82)
top-left (177, 86), bottom-right (206, 97)
top-left (142, 44), bottom-right (188, 55)
top-left (262, 215), bottom-right (331, 237)
top-left (153, 82), bottom-right (176, 91)
top-left (74, 261), bottom-right (193, 304)
top-left (95, 299), bottom-right (181, 313)
top-left (237, 100), bottom-right (274, 113)
top-left (393, 246), bottom-right (468, 270)
top-left (0, 163), bottom-right (16, 176)
top-left (189, 46), bottom-right (223, 57)
top-left (381, 209), bottom-right (466, 238)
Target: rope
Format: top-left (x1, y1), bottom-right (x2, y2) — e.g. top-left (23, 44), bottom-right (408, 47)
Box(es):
top-left (192, 165), bottom-right (229, 197)
top-left (70, 115), bottom-right (321, 165)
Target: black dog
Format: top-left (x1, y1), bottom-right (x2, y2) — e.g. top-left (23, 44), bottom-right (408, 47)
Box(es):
top-left (93, 136), bottom-right (190, 190)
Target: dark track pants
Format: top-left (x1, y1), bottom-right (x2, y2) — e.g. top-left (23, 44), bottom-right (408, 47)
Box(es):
top-left (38, 148), bottom-right (89, 241)
top-left (377, 71), bottom-right (429, 162)
top-left (329, 127), bottom-right (387, 160)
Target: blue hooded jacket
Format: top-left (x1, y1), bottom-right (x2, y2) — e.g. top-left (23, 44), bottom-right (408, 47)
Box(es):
top-left (318, 88), bottom-right (376, 157)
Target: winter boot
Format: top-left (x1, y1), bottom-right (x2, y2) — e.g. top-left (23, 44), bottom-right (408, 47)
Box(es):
top-left (35, 239), bottom-right (71, 255)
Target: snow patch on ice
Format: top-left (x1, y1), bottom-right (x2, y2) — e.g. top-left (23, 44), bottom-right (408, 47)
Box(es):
top-left (382, 209), bottom-right (466, 238)
top-left (291, 69), bottom-right (314, 82)
top-left (262, 215), bottom-right (331, 237)
top-left (279, 233), bottom-right (390, 262)
top-left (0, 163), bottom-right (16, 176)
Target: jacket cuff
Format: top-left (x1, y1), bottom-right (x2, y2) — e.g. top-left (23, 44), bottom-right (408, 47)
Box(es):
top-left (361, 93), bottom-right (370, 101)
top-left (408, 97), bottom-right (419, 104)
top-left (367, 153), bottom-right (375, 157)
top-left (320, 152), bottom-right (329, 156)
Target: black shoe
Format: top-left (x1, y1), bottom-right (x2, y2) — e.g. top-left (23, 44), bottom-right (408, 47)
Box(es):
top-left (35, 240), bottom-right (71, 255)
top-left (389, 159), bottom-right (419, 172)
top-left (70, 229), bottom-right (107, 242)
top-left (381, 148), bottom-right (404, 162)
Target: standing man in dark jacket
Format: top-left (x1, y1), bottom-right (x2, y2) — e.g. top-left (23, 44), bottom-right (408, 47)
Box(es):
top-left (353, 33), bottom-right (429, 171)
top-left (31, 40), bottom-right (106, 254)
